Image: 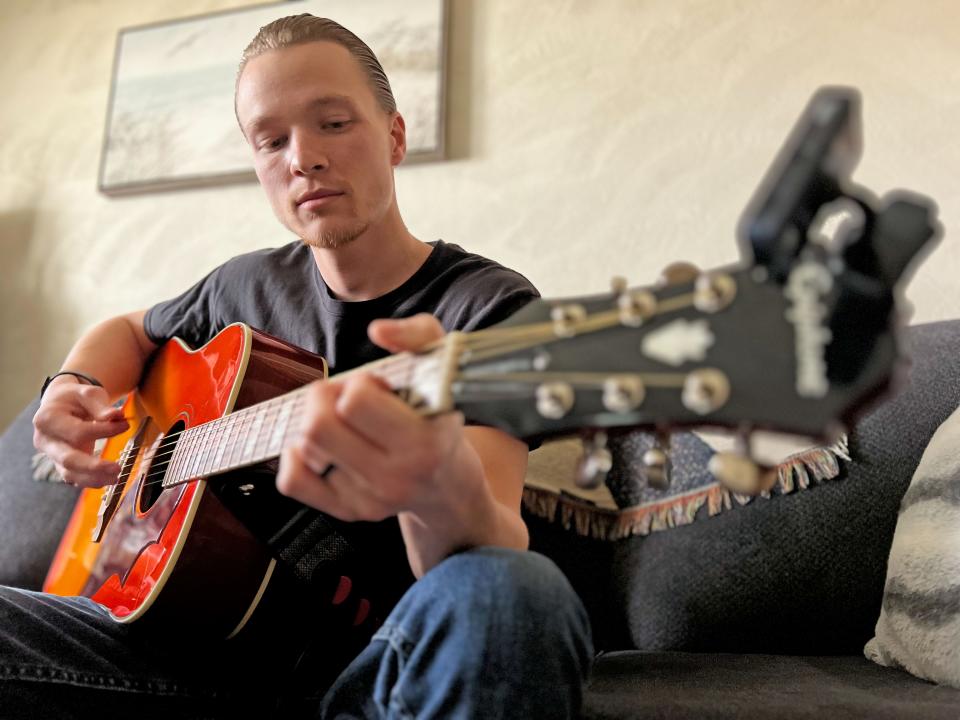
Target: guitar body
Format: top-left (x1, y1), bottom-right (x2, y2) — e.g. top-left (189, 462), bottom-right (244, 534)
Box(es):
top-left (44, 324), bottom-right (327, 638)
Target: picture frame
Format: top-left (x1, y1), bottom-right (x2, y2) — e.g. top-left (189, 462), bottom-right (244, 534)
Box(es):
top-left (98, 0), bottom-right (447, 196)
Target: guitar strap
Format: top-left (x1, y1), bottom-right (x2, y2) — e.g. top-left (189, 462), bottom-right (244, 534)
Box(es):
top-left (207, 468), bottom-right (358, 585)
top-left (266, 504), bottom-right (357, 585)
top-left (207, 467), bottom-right (414, 612)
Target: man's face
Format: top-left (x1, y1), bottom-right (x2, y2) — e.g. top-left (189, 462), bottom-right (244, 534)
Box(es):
top-left (236, 41), bottom-right (405, 248)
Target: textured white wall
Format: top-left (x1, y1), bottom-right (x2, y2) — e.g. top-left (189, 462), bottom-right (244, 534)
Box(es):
top-left (2, 0), bottom-right (958, 430)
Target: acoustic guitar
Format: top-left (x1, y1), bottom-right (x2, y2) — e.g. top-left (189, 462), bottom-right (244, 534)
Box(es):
top-left (43, 87), bottom-right (940, 638)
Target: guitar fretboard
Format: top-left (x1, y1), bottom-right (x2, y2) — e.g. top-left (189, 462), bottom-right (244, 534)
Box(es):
top-left (160, 343), bottom-right (453, 488)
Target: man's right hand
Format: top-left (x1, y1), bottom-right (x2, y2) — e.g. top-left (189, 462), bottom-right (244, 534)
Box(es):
top-left (33, 378), bottom-right (130, 488)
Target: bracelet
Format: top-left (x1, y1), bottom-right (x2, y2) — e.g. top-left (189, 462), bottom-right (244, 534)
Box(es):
top-left (40, 371), bottom-right (104, 399)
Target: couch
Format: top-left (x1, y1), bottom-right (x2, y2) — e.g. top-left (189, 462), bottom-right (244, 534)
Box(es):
top-left (2, 321), bottom-right (959, 718)
top-left (527, 319), bottom-right (960, 718)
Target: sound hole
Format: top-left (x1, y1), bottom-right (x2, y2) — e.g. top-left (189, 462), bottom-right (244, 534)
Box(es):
top-left (138, 419), bottom-right (185, 514)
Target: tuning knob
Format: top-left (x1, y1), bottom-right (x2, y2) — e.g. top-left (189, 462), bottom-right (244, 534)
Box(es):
top-left (693, 272), bottom-right (737, 313)
top-left (658, 261), bottom-right (700, 286)
top-left (550, 303), bottom-right (587, 337)
top-left (576, 432), bottom-right (613, 489)
top-left (536, 382), bottom-right (575, 419)
top-left (708, 452), bottom-right (777, 495)
top-left (610, 276), bottom-right (629, 294)
top-left (643, 431), bottom-right (672, 490)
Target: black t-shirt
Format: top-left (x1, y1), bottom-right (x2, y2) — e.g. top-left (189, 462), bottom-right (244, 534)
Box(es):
top-left (144, 239), bottom-right (539, 375)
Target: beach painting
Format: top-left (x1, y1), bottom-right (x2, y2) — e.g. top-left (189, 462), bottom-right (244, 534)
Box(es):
top-left (99, 0), bottom-right (447, 195)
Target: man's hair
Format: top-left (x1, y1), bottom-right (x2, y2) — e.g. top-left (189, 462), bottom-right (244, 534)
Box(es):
top-left (238, 13), bottom-right (397, 114)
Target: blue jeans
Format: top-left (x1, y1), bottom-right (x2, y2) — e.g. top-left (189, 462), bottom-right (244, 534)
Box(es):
top-left (0, 548), bottom-right (592, 718)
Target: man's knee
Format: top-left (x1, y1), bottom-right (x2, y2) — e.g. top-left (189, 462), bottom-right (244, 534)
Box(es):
top-left (410, 548), bottom-right (591, 643)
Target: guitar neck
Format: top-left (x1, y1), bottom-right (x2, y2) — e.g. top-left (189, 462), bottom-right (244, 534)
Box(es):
top-left (160, 343), bottom-right (456, 488)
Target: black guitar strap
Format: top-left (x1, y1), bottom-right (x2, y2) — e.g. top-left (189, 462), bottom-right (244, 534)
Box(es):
top-left (207, 467), bottom-right (414, 611)
top-left (266, 504), bottom-right (356, 585)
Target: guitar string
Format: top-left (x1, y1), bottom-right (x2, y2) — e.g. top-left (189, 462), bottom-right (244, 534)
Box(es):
top-left (108, 349), bottom-right (444, 471)
top-left (122, 340), bottom-right (432, 492)
top-left (109, 368), bottom-right (692, 494)
top-left (457, 293), bottom-right (695, 363)
top-left (99, 293), bottom-right (699, 493)
top-left (102, 395), bottom-right (308, 491)
top-left (460, 293), bottom-right (694, 348)
top-left (105, 294), bottom-right (684, 474)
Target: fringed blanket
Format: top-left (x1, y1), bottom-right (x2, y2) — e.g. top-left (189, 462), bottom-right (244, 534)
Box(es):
top-left (522, 431), bottom-right (850, 541)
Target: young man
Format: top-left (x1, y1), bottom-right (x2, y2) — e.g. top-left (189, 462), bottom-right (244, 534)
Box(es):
top-left (9, 14), bottom-right (592, 718)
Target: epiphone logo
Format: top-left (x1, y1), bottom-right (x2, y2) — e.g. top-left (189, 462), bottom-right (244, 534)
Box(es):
top-left (784, 262), bottom-right (833, 398)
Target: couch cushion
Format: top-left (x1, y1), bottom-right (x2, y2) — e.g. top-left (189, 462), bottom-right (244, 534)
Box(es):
top-left (584, 652), bottom-right (960, 719)
top-left (0, 399), bottom-right (78, 589)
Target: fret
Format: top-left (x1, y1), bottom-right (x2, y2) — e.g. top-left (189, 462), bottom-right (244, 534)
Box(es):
top-left (269, 396), bottom-right (294, 456)
top-left (166, 434), bottom-right (183, 487)
top-left (174, 428), bottom-right (192, 484)
top-left (235, 410), bottom-right (253, 467)
top-left (244, 408), bottom-right (265, 465)
top-left (226, 411), bottom-right (245, 470)
top-left (282, 391), bottom-right (306, 448)
top-left (200, 420), bottom-right (218, 477)
top-left (188, 423), bottom-right (207, 479)
top-left (164, 433), bottom-right (184, 486)
top-left (195, 422), bottom-right (211, 478)
top-left (183, 424), bottom-right (198, 480)
top-left (192, 423), bottom-right (207, 478)
top-left (213, 417), bottom-right (228, 474)
top-left (257, 397), bottom-right (280, 463)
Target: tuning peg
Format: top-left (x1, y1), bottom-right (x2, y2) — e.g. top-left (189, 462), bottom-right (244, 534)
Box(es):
top-left (658, 261), bottom-right (700, 286)
top-left (693, 272), bottom-right (737, 313)
top-left (617, 289), bottom-right (657, 327)
top-left (643, 431), bottom-right (672, 490)
top-left (550, 303), bottom-right (587, 337)
top-left (681, 369), bottom-right (730, 415)
top-left (536, 382), bottom-right (575, 419)
top-left (576, 432), bottom-right (613, 489)
top-left (610, 276), bottom-right (629, 294)
top-left (708, 452), bottom-right (777, 495)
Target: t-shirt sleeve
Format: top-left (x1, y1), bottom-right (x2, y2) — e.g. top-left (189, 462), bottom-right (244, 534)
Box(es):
top-left (439, 265), bottom-right (540, 335)
top-left (143, 265), bottom-right (227, 349)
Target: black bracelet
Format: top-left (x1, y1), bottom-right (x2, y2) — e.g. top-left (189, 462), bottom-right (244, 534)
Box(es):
top-left (40, 371), bottom-right (104, 399)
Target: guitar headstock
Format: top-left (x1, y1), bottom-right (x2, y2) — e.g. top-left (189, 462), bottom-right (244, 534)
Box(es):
top-left (450, 87), bottom-right (940, 489)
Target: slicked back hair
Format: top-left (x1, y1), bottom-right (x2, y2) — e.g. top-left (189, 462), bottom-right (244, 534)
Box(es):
top-left (237, 13), bottom-right (397, 114)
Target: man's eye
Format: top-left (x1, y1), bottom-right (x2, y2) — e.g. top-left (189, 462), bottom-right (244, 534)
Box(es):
top-left (323, 120), bottom-right (350, 131)
top-left (262, 137), bottom-right (285, 151)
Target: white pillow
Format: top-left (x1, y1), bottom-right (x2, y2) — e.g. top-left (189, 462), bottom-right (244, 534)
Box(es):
top-left (864, 403), bottom-right (960, 687)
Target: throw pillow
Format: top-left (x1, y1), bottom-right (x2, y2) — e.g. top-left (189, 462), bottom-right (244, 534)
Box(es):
top-left (864, 402), bottom-right (960, 687)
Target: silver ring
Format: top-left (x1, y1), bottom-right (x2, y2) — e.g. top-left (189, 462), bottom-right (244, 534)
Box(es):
top-left (319, 463), bottom-right (337, 480)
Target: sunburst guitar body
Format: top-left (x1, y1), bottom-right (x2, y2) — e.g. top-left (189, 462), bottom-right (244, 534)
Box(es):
top-left (43, 324), bottom-right (327, 638)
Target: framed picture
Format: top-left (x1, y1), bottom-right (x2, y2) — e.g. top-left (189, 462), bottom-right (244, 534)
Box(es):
top-left (98, 0), bottom-right (447, 196)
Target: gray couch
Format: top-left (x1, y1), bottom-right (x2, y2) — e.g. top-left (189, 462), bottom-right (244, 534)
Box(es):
top-left (2, 321), bottom-right (960, 718)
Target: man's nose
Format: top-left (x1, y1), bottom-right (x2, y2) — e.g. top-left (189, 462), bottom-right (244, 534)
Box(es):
top-left (289, 132), bottom-right (329, 175)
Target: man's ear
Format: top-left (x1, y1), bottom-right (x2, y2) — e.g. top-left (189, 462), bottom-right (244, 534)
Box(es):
top-left (389, 112), bottom-right (407, 166)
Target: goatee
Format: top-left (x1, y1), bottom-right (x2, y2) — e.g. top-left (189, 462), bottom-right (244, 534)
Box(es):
top-left (301, 222), bottom-right (368, 250)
